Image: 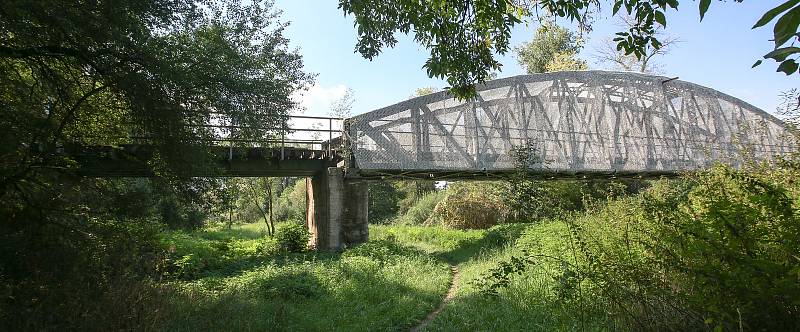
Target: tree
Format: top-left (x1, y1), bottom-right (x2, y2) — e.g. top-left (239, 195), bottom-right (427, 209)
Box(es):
top-left (329, 87), bottom-right (356, 118)
top-left (413, 87), bottom-right (438, 97)
top-left (778, 89), bottom-right (800, 131)
top-left (339, 0), bottom-right (796, 98)
top-left (1, 0), bottom-right (313, 190)
top-left (0, 1), bottom-right (312, 327)
top-left (515, 21), bottom-right (587, 74)
top-left (593, 14), bottom-right (679, 73)
top-left (242, 177), bottom-right (279, 236)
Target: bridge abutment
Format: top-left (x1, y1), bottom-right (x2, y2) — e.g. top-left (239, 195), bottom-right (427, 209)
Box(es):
top-left (306, 167), bottom-right (368, 250)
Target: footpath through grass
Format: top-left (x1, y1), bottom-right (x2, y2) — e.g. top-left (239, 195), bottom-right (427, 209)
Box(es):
top-left (374, 222), bottom-right (616, 331)
top-left (158, 221), bottom-right (601, 331)
top-left (422, 221), bottom-right (615, 331)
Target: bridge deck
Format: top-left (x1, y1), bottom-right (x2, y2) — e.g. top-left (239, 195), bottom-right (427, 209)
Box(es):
top-left (71, 144), bottom-right (340, 177)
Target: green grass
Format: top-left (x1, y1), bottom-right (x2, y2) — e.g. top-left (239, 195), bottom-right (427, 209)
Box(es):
top-left (157, 223), bottom-right (453, 331)
top-left (156, 221), bottom-right (611, 331)
top-left (370, 223), bottom-right (526, 264)
top-left (423, 221), bottom-right (617, 331)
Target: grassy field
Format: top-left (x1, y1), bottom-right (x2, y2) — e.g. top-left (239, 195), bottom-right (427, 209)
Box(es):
top-left (156, 221), bottom-right (617, 331)
top-left (422, 221), bottom-right (616, 331)
top-left (157, 222), bottom-right (454, 331)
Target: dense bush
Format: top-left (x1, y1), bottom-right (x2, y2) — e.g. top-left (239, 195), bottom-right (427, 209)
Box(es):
top-left (395, 180), bottom-right (436, 215)
top-left (431, 182), bottom-right (509, 229)
top-left (503, 141), bottom-right (646, 222)
top-left (477, 162), bottom-right (800, 330)
top-left (624, 164), bottom-right (800, 330)
top-left (274, 179), bottom-right (306, 222)
top-left (275, 222), bottom-right (310, 252)
top-left (159, 198), bottom-right (207, 230)
top-left (368, 181), bottom-right (404, 224)
top-left (0, 214), bottom-right (166, 330)
top-left (396, 190), bottom-right (446, 225)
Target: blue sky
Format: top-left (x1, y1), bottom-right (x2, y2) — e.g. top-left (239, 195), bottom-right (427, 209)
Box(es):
top-left (275, 1), bottom-right (796, 119)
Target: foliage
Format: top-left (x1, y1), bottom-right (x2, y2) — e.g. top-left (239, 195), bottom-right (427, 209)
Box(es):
top-left (160, 222), bottom-right (278, 279)
top-left (368, 180), bottom-right (404, 224)
top-left (159, 197), bottom-right (207, 230)
top-left (471, 162), bottom-right (800, 330)
top-left (395, 180), bottom-right (437, 215)
top-left (631, 165), bottom-right (800, 329)
top-left (593, 13), bottom-right (680, 73)
top-left (0, 213), bottom-right (165, 330)
top-left (157, 223), bottom-right (450, 331)
top-left (328, 87), bottom-right (356, 118)
top-left (274, 221), bottom-right (310, 253)
top-left (431, 182), bottom-right (509, 229)
top-left (339, 0), bottom-right (786, 98)
top-left (0, 1), bottom-right (311, 328)
top-left (413, 86), bottom-right (438, 97)
top-left (1, 0), bottom-right (312, 180)
top-left (274, 178), bottom-right (307, 222)
top-left (752, 0), bottom-right (800, 75)
top-left (338, 0), bottom-right (521, 97)
top-left (515, 21), bottom-right (587, 74)
top-left (396, 190), bottom-right (446, 225)
top-left (504, 141), bottom-right (639, 222)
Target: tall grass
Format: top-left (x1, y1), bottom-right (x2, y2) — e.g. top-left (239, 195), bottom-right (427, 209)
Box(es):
top-left (395, 190), bottom-right (446, 225)
top-left (155, 223), bottom-right (453, 331)
top-left (425, 163), bottom-right (800, 331)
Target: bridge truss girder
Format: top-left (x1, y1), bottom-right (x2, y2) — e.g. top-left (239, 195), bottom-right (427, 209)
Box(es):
top-left (347, 71), bottom-right (797, 177)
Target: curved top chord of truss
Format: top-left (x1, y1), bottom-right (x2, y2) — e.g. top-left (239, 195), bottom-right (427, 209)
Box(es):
top-left (347, 71), bottom-right (797, 176)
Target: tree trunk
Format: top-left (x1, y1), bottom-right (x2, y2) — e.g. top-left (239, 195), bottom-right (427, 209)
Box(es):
top-left (228, 205), bottom-right (233, 229)
top-left (267, 183), bottom-right (275, 236)
top-left (247, 181), bottom-right (271, 237)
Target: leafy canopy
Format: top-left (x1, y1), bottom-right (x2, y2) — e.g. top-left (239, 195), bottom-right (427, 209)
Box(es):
top-left (0, 0), bottom-right (313, 180)
top-left (515, 21), bottom-right (587, 74)
top-left (339, 0), bottom-right (799, 98)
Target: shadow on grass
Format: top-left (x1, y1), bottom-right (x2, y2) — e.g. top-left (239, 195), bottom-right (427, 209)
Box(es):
top-left (161, 240), bottom-right (448, 332)
top-left (435, 223), bottom-right (529, 264)
top-left (422, 285), bottom-right (618, 331)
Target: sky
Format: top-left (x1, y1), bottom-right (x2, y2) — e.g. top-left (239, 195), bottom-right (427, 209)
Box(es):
top-left (275, 1), bottom-right (797, 123)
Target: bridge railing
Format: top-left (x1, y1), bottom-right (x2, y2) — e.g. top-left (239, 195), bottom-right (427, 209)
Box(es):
top-left (80, 114), bottom-right (346, 160)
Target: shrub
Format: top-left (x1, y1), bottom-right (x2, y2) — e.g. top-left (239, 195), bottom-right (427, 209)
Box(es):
top-left (257, 269), bottom-right (324, 299)
top-left (158, 198), bottom-right (207, 230)
top-left (431, 182), bottom-right (508, 229)
top-left (368, 180), bottom-right (403, 224)
top-left (274, 179), bottom-right (306, 222)
top-left (396, 190), bottom-right (445, 225)
top-left (486, 163), bottom-right (800, 330)
top-left (629, 165), bottom-right (800, 330)
top-left (274, 222), bottom-right (310, 252)
top-left (395, 180), bottom-right (436, 215)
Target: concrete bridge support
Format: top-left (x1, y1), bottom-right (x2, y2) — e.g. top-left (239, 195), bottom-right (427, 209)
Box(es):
top-left (306, 167), bottom-right (369, 250)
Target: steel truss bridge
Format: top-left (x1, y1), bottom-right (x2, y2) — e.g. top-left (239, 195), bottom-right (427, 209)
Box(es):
top-left (71, 71), bottom-right (798, 250)
top-left (346, 71), bottom-right (797, 179)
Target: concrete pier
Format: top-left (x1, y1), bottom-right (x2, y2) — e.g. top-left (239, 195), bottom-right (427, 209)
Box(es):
top-left (306, 167), bottom-right (368, 250)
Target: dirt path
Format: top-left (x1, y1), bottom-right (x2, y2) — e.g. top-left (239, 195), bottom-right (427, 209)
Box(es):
top-left (410, 264), bottom-right (460, 332)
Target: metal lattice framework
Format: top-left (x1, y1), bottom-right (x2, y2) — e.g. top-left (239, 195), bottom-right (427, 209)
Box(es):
top-left (347, 71), bottom-right (797, 177)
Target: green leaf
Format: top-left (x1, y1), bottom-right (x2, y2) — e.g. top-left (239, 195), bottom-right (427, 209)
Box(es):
top-left (776, 59), bottom-right (799, 74)
top-left (773, 6), bottom-right (800, 47)
top-left (666, 0), bottom-right (679, 9)
top-left (753, 0), bottom-right (800, 29)
top-left (651, 38), bottom-right (662, 49)
top-left (655, 11), bottom-right (667, 27)
top-left (613, 1), bottom-right (623, 15)
top-left (764, 46), bottom-right (800, 62)
top-left (699, 0), bottom-right (711, 21)
top-left (752, 59), bottom-right (763, 68)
